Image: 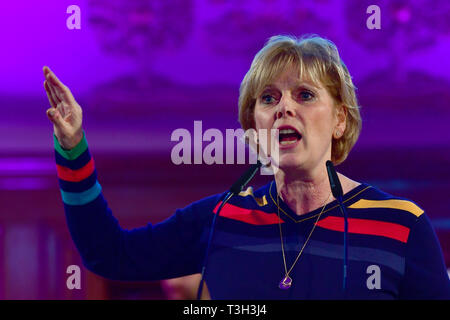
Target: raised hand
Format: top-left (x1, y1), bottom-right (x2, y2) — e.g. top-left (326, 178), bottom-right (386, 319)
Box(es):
top-left (43, 66), bottom-right (83, 150)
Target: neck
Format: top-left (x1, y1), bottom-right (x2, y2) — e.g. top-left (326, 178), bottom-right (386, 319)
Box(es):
top-left (274, 166), bottom-right (334, 216)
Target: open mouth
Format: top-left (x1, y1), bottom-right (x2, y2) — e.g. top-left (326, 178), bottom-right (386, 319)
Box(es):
top-left (278, 126), bottom-right (302, 146)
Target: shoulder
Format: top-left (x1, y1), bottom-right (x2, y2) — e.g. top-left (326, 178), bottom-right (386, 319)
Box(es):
top-left (182, 192), bottom-right (226, 213)
top-left (178, 181), bottom-right (273, 218)
top-left (338, 172), bottom-right (424, 221)
top-left (351, 188), bottom-right (423, 217)
top-left (345, 183), bottom-right (426, 239)
top-left (348, 184), bottom-right (424, 218)
top-left (233, 184), bottom-right (270, 207)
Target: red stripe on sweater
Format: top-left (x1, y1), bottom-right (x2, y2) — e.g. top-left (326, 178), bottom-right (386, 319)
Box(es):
top-left (317, 216), bottom-right (410, 243)
top-left (56, 158), bottom-right (95, 182)
top-left (213, 201), bottom-right (283, 225)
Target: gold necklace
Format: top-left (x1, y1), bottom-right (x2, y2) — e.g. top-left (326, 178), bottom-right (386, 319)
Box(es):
top-left (276, 191), bottom-right (331, 289)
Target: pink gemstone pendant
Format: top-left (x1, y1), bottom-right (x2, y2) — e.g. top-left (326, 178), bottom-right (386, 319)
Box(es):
top-left (279, 275), bottom-right (293, 289)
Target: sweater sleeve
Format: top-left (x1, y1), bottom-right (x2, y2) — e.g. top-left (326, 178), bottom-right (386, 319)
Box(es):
top-left (54, 132), bottom-right (219, 281)
top-left (399, 212), bottom-right (450, 299)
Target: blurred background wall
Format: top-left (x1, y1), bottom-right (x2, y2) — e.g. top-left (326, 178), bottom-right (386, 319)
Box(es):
top-left (0, 0), bottom-right (449, 299)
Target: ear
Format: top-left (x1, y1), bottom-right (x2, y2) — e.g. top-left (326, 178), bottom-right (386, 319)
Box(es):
top-left (334, 104), bottom-right (347, 139)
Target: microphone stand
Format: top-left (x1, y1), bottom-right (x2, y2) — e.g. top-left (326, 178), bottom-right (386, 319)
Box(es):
top-left (196, 160), bottom-right (262, 300)
top-left (326, 160), bottom-right (349, 294)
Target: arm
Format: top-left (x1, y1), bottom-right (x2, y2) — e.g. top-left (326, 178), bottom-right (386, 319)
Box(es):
top-left (55, 133), bottom-right (215, 280)
top-left (44, 66), bottom-right (216, 281)
top-left (399, 213), bottom-right (450, 299)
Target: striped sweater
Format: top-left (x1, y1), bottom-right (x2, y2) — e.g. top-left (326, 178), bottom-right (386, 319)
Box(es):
top-left (54, 132), bottom-right (450, 299)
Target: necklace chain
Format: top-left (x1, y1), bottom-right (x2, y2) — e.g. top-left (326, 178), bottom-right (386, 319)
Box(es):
top-left (276, 190), bottom-right (331, 288)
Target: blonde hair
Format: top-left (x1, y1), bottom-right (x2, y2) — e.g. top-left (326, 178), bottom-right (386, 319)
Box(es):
top-left (238, 34), bottom-right (362, 165)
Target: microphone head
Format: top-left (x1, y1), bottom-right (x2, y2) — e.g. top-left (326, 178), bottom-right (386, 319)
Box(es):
top-left (326, 160), bottom-right (343, 199)
top-left (229, 160), bottom-right (262, 195)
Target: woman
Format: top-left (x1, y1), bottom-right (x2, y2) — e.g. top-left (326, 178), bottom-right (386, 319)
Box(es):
top-left (43, 35), bottom-right (450, 299)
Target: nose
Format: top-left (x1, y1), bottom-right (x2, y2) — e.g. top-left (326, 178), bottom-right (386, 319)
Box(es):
top-left (275, 96), bottom-right (296, 120)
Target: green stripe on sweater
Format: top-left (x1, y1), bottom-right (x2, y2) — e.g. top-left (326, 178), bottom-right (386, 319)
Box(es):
top-left (54, 132), bottom-right (88, 160)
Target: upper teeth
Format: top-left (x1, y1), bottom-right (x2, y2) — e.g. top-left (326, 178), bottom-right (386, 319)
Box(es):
top-left (280, 129), bottom-right (296, 134)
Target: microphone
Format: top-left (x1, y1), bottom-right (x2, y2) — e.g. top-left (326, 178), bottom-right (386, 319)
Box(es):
top-left (325, 160), bottom-right (349, 293)
top-left (229, 160), bottom-right (263, 195)
top-left (197, 160), bottom-right (263, 299)
top-left (326, 160), bottom-right (343, 200)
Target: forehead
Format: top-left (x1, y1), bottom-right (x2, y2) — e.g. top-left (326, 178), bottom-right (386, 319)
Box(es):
top-left (259, 66), bottom-right (323, 92)
top-left (265, 69), bottom-right (321, 89)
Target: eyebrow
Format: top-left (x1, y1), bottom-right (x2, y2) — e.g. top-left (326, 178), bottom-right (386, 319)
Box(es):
top-left (262, 81), bottom-right (322, 92)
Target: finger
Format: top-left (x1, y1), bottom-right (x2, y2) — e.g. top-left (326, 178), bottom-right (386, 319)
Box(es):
top-left (46, 107), bottom-right (68, 130)
top-left (46, 72), bottom-right (76, 104)
top-left (44, 67), bottom-right (77, 105)
top-left (43, 66), bottom-right (61, 85)
top-left (46, 107), bottom-right (55, 121)
top-left (45, 70), bottom-right (65, 98)
top-left (46, 69), bottom-right (66, 91)
top-left (46, 79), bottom-right (62, 104)
top-left (43, 66), bottom-right (51, 77)
top-left (44, 81), bottom-right (57, 109)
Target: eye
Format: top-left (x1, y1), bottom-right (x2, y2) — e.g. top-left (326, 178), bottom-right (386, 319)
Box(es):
top-left (260, 94), bottom-right (276, 105)
top-left (299, 90), bottom-right (314, 101)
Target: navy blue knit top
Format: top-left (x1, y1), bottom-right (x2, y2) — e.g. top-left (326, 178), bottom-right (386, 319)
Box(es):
top-left (54, 133), bottom-right (450, 299)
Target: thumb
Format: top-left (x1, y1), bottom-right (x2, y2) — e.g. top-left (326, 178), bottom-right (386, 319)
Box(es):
top-left (46, 108), bottom-right (66, 129)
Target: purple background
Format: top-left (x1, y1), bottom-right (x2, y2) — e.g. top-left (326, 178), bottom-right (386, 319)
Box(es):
top-left (0, 0), bottom-right (449, 299)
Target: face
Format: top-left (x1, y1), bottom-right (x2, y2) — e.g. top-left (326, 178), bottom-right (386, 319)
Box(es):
top-left (253, 66), bottom-right (346, 175)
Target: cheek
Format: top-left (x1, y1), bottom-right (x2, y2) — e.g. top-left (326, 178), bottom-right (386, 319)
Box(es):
top-left (253, 107), bottom-right (272, 130)
top-left (312, 107), bottom-right (336, 136)
top-left (252, 107), bottom-right (276, 156)
top-left (315, 116), bottom-right (333, 135)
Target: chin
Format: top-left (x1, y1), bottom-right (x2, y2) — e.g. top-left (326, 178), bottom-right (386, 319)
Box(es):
top-left (276, 153), bottom-right (305, 172)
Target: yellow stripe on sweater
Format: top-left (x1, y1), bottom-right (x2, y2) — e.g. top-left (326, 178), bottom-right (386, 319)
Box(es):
top-left (348, 199), bottom-right (424, 217)
top-left (239, 187), bottom-right (268, 207)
